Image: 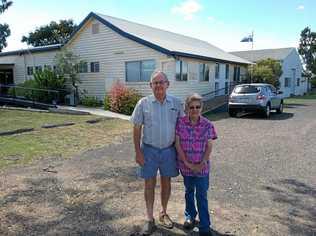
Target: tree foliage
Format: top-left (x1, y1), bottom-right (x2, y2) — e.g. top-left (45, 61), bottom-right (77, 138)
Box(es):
top-left (0, 0), bottom-right (12, 52)
top-left (54, 49), bottom-right (84, 104)
top-left (21, 19), bottom-right (77, 47)
top-left (298, 27), bottom-right (316, 84)
top-left (250, 58), bottom-right (282, 88)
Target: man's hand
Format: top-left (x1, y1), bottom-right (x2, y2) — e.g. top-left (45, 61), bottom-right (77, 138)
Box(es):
top-left (135, 151), bottom-right (145, 166)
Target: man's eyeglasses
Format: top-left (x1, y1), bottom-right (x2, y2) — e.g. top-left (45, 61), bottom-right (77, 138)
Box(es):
top-left (189, 106), bottom-right (201, 110)
top-left (151, 80), bottom-right (167, 86)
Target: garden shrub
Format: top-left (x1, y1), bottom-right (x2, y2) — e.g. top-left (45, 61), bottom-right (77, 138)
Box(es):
top-left (105, 81), bottom-right (142, 115)
top-left (80, 96), bottom-right (103, 107)
top-left (8, 69), bottom-right (67, 104)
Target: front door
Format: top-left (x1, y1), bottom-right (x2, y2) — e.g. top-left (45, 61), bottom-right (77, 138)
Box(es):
top-left (0, 69), bottom-right (14, 95)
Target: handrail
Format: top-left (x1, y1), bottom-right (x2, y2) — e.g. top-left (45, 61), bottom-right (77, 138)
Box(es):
top-left (0, 84), bottom-right (72, 105)
top-left (201, 82), bottom-right (238, 98)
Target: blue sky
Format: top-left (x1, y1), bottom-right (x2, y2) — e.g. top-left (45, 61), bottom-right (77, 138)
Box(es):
top-left (1, 0), bottom-right (315, 52)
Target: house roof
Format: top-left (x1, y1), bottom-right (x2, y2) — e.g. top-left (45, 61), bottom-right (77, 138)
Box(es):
top-left (68, 12), bottom-right (251, 65)
top-left (230, 47), bottom-right (295, 62)
top-left (0, 44), bottom-right (62, 57)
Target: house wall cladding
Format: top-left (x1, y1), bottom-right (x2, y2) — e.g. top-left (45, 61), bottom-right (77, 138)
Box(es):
top-left (0, 50), bottom-right (59, 85)
top-left (0, 16), bottom-right (249, 102)
top-left (281, 50), bottom-right (305, 97)
top-left (65, 18), bottom-right (169, 100)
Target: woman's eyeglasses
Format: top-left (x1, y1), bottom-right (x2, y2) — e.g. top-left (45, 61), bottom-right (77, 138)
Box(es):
top-left (189, 106), bottom-right (201, 110)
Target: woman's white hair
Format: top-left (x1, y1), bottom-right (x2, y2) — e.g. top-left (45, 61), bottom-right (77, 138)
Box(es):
top-left (185, 93), bottom-right (203, 113)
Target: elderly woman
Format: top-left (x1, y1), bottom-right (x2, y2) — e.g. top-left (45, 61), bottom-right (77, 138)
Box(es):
top-left (175, 93), bottom-right (217, 236)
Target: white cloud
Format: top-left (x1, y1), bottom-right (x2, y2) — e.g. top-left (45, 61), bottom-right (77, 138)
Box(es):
top-left (297, 5), bottom-right (304, 10)
top-left (171, 0), bottom-right (202, 20)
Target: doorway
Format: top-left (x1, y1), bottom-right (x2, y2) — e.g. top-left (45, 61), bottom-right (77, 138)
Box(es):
top-left (0, 69), bottom-right (14, 95)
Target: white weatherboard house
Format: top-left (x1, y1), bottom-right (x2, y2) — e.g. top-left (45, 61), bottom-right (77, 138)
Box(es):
top-left (0, 12), bottom-right (251, 101)
top-left (231, 48), bottom-right (308, 98)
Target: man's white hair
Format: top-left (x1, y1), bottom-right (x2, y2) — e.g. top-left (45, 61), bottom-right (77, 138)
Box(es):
top-left (150, 70), bottom-right (168, 82)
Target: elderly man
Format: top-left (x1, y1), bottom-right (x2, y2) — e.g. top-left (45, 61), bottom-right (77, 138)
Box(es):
top-left (130, 70), bottom-right (184, 235)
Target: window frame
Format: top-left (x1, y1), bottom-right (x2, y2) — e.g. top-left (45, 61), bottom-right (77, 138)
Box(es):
top-left (92, 23), bottom-right (100, 34)
top-left (215, 81), bottom-right (220, 96)
top-left (125, 59), bottom-right (156, 82)
top-left (284, 77), bottom-right (291, 87)
top-left (215, 63), bottom-right (220, 79)
top-left (27, 66), bottom-right (33, 76)
top-left (199, 63), bottom-right (210, 82)
top-left (35, 66), bottom-right (42, 73)
top-left (79, 62), bottom-right (88, 73)
top-left (176, 60), bottom-right (188, 81)
top-left (225, 64), bottom-right (229, 80)
top-left (90, 62), bottom-right (100, 73)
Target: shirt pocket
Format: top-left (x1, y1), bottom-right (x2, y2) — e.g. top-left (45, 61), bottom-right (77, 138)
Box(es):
top-left (168, 108), bottom-right (178, 124)
top-left (143, 110), bottom-right (152, 127)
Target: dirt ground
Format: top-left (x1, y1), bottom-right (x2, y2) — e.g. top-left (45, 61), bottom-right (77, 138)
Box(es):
top-left (1, 100), bottom-right (316, 236)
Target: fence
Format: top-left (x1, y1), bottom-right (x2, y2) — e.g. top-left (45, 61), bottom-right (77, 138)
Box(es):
top-left (0, 84), bottom-right (75, 106)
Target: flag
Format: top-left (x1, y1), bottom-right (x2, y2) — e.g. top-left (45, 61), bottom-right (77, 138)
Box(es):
top-left (240, 35), bottom-right (253, 42)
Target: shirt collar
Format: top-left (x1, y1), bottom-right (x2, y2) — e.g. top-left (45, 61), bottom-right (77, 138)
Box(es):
top-left (150, 94), bottom-right (172, 104)
top-left (184, 115), bottom-right (202, 126)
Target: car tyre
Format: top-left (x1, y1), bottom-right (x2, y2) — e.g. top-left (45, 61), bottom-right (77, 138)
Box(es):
top-left (228, 109), bottom-right (237, 117)
top-left (263, 104), bottom-right (271, 118)
top-left (276, 102), bottom-right (283, 114)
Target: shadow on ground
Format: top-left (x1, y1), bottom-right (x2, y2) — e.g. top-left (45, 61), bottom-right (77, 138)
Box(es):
top-left (262, 179), bottom-right (316, 236)
top-left (237, 112), bottom-right (294, 120)
top-left (284, 103), bottom-right (309, 108)
top-left (0, 169), bottom-right (137, 235)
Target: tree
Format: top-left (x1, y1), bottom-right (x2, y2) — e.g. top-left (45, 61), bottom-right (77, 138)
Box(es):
top-left (54, 49), bottom-right (83, 104)
top-left (249, 58), bottom-right (282, 88)
top-left (21, 19), bottom-right (77, 47)
top-left (298, 27), bottom-right (316, 87)
top-left (0, 0), bottom-right (13, 52)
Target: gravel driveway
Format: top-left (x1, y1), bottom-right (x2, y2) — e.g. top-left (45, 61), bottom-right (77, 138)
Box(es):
top-left (1, 100), bottom-right (315, 236)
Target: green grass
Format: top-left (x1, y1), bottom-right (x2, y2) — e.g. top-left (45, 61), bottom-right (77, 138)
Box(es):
top-left (0, 109), bottom-right (131, 169)
top-left (285, 91), bottom-right (316, 104)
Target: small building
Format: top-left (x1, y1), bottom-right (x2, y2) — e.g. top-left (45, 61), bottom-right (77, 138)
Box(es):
top-left (0, 12), bottom-right (251, 101)
top-left (231, 48), bottom-right (308, 97)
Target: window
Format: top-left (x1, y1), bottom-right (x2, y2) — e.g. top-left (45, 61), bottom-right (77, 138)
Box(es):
top-left (27, 66), bottom-right (33, 75)
top-left (225, 82), bottom-right (229, 94)
top-left (35, 66), bottom-right (42, 73)
top-left (44, 65), bottom-right (52, 71)
top-left (215, 82), bottom-right (219, 96)
top-left (234, 85), bottom-right (260, 94)
top-left (125, 60), bottom-right (155, 82)
top-left (90, 62), bottom-right (100, 73)
top-left (225, 64), bottom-right (229, 80)
top-left (92, 23), bottom-right (100, 34)
top-left (296, 78), bottom-right (300, 86)
top-left (285, 77), bottom-right (291, 87)
top-left (199, 64), bottom-right (209, 81)
top-left (79, 62), bottom-right (88, 73)
top-left (176, 60), bottom-right (188, 81)
top-left (233, 66), bottom-right (240, 81)
top-left (215, 63), bottom-right (220, 79)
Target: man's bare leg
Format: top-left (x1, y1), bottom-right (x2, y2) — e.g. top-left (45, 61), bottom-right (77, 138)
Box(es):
top-left (160, 176), bottom-right (171, 214)
top-left (144, 177), bottom-right (157, 220)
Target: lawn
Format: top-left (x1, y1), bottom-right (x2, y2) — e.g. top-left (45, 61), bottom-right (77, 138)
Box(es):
top-left (0, 109), bottom-right (132, 169)
top-left (285, 91), bottom-right (316, 104)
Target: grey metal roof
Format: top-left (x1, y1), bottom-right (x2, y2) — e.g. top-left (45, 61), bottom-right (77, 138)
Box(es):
top-left (0, 44), bottom-right (62, 57)
top-left (230, 48), bottom-right (295, 62)
top-left (92, 13), bottom-right (251, 65)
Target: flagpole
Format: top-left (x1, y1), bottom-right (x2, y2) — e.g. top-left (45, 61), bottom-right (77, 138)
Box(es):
top-left (250, 30), bottom-right (254, 83)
